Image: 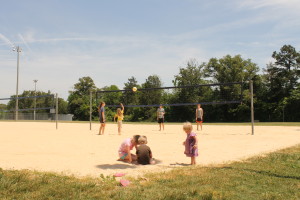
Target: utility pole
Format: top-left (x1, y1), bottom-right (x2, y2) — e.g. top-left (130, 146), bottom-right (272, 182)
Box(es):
top-left (250, 80), bottom-right (254, 135)
top-left (13, 46), bottom-right (22, 120)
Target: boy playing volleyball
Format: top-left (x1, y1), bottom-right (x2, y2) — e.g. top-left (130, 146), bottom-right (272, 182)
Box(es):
top-left (157, 104), bottom-right (165, 131)
top-left (195, 104), bottom-right (204, 131)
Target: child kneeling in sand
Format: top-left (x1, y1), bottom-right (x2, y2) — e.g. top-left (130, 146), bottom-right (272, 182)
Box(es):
top-left (136, 136), bottom-right (155, 165)
top-left (118, 135), bottom-right (140, 163)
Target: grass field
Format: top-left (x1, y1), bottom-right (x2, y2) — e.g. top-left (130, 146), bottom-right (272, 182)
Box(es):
top-left (0, 144), bottom-right (299, 200)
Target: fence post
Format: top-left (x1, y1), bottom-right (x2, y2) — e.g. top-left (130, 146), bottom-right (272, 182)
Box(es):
top-left (250, 80), bottom-right (254, 135)
top-left (90, 91), bottom-right (92, 130)
top-left (56, 93), bottom-right (58, 130)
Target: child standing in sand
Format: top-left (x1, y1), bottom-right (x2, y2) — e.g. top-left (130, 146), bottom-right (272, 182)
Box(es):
top-left (98, 102), bottom-right (106, 135)
top-left (114, 103), bottom-right (124, 135)
top-left (118, 135), bottom-right (140, 163)
top-left (195, 104), bottom-right (204, 131)
top-left (183, 122), bottom-right (198, 165)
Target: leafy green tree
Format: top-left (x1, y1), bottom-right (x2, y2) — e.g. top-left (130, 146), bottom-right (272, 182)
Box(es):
top-left (58, 98), bottom-right (68, 114)
top-left (205, 55), bottom-right (260, 122)
top-left (139, 75), bottom-right (163, 121)
top-left (122, 76), bottom-right (140, 105)
top-left (263, 45), bottom-right (300, 121)
top-left (68, 76), bottom-right (97, 120)
top-left (205, 55), bottom-right (258, 83)
top-left (0, 104), bottom-right (6, 110)
top-left (121, 77), bottom-right (142, 121)
top-left (271, 45), bottom-right (300, 96)
top-left (284, 84), bottom-right (300, 121)
top-left (171, 59), bottom-right (210, 122)
top-left (0, 104), bottom-right (7, 119)
top-left (7, 90), bottom-right (55, 113)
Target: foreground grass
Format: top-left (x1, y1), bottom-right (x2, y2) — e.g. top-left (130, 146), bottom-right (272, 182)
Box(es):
top-left (1, 145), bottom-right (299, 200)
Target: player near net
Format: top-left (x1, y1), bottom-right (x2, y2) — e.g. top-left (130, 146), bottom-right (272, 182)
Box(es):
top-left (195, 104), bottom-right (204, 131)
top-left (98, 102), bottom-right (106, 135)
top-left (157, 104), bottom-right (165, 131)
top-left (114, 103), bottom-right (124, 135)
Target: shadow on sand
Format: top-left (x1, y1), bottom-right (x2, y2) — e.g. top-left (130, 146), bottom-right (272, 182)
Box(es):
top-left (169, 162), bottom-right (190, 166)
top-left (96, 158), bottom-right (163, 169)
top-left (95, 164), bottom-right (137, 170)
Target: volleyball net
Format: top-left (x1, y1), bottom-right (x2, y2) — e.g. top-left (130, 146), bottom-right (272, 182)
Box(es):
top-left (0, 94), bottom-right (56, 120)
top-left (92, 82), bottom-right (244, 123)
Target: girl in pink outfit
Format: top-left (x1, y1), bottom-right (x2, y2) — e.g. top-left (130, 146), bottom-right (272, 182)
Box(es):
top-left (118, 135), bottom-right (140, 163)
top-left (183, 122), bottom-right (198, 165)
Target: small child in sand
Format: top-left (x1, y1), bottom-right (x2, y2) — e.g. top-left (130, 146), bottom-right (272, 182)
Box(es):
top-left (118, 135), bottom-right (140, 163)
top-left (183, 122), bottom-right (198, 165)
top-left (136, 136), bottom-right (155, 165)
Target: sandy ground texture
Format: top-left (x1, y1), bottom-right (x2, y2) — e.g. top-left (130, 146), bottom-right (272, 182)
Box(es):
top-left (0, 122), bottom-right (299, 178)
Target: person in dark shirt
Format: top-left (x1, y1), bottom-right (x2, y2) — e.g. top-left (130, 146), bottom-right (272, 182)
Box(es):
top-left (136, 136), bottom-right (154, 165)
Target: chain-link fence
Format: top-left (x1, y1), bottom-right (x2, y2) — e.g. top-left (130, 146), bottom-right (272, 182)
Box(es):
top-left (0, 113), bottom-right (73, 121)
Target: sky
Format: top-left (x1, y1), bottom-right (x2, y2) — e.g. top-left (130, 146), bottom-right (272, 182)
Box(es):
top-left (0, 0), bottom-right (300, 101)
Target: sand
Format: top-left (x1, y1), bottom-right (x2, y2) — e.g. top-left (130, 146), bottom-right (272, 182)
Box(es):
top-left (0, 122), bottom-right (299, 178)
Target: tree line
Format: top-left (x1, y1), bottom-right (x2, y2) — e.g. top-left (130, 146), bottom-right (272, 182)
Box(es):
top-left (2, 45), bottom-right (299, 122)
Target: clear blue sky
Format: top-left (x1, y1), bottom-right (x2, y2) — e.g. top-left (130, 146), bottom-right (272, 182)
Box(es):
top-left (0, 0), bottom-right (299, 101)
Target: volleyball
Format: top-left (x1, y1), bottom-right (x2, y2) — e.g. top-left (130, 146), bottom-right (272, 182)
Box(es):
top-left (132, 87), bottom-right (137, 92)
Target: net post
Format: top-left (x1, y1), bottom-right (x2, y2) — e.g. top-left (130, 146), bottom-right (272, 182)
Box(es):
top-left (250, 80), bottom-right (254, 135)
top-left (89, 90), bottom-right (92, 130)
top-left (55, 93), bottom-right (58, 130)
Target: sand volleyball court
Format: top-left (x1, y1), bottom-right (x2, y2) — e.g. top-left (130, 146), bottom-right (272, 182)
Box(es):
top-left (0, 122), bottom-right (299, 177)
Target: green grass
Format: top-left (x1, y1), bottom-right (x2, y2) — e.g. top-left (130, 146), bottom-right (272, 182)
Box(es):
top-left (1, 145), bottom-right (300, 200)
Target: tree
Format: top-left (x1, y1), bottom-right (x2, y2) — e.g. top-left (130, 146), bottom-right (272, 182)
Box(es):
top-left (262, 45), bottom-right (300, 121)
top-left (171, 59), bottom-right (210, 122)
top-left (139, 75), bottom-right (163, 121)
top-left (58, 98), bottom-right (68, 114)
top-left (0, 104), bottom-right (7, 110)
top-left (7, 90), bottom-right (55, 113)
top-left (140, 75), bottom-right (163, 105)
top-left (68, 76), bottom-right (97, 120)
top-left (285, 84), bottom-right (300, 121)
top-left (271, 45), bottom-right (300, 97)
top-left (121, 77), bottom-right (142, 121)
top-left (206, 55), bottom-right (259, 83)
top-left (272, 45), bottom-right (300, 71)
top-left (122, 76), bottom-right (140, 105)
top-left (205, 55), bottom-right (260, 122)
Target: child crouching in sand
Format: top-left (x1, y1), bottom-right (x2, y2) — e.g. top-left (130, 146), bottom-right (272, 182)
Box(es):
top-left (136, 136), bottom-right (155, 165)
top-left (118, 135), bottom-right (140, 163)
top-left (183, 122), bottom-right (198, 165)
